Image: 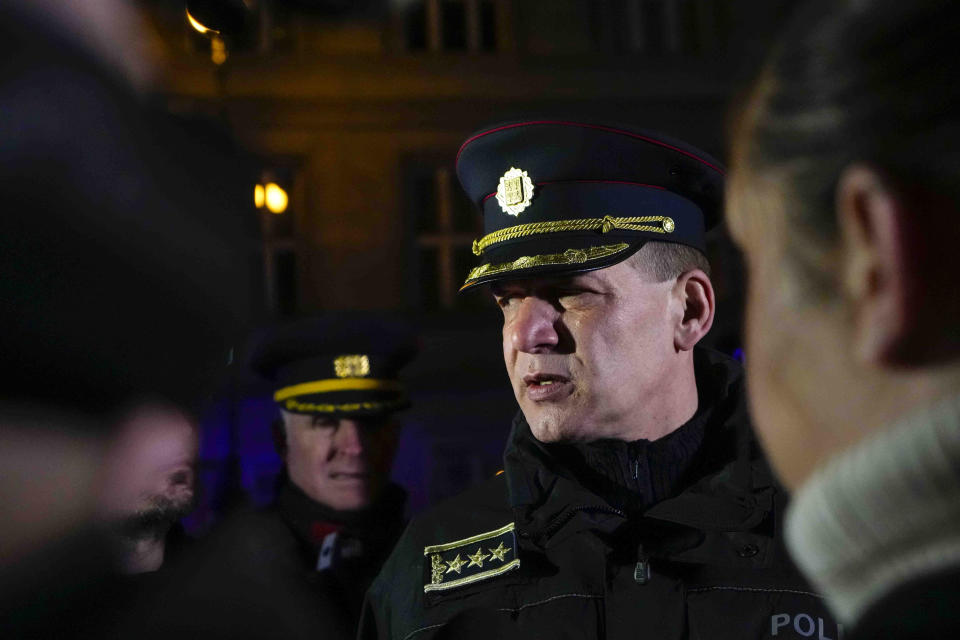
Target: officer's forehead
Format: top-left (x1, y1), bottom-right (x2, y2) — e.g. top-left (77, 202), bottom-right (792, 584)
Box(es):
top-left (489, 270), bottom-right (610, 295)
top-left (280, 409), bottom-right (387, 428)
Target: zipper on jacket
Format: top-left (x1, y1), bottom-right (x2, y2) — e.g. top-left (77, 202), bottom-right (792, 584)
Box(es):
top-left (541, 504), bottom-right (625, 539)
top-left (633, 544), bottom-right (650, 585)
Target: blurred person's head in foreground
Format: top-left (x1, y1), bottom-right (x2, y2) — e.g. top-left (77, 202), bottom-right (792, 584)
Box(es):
top-left (99, 402), bottom-right (199, 574)
top-left (0, 0), bottom-right (259, 581)
top-left (251, 315), bottom-right (416, 512)
top-left (728, 0), bottom-right (960, 632)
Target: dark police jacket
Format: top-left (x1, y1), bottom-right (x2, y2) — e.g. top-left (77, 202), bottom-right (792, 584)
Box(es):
top-left (360, 350), bottom-right (840, 640)
top-left (847, 565), bottom-right (960, 640)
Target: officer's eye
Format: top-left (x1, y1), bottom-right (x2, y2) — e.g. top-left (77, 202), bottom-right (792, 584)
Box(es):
top-left (356, 418), bottom-right (388, 432)
top-left (557, 289), bottom-right (597, 307)
top-left (310, 417), bottom-right (338, 429)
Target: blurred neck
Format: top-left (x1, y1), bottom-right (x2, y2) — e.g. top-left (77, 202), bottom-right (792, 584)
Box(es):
top-left (797, 362), bottom-right (960, 488)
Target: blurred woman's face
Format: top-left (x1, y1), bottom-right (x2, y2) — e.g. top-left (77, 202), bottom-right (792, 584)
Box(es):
top-left (726, 161), bottom-right (854, 490)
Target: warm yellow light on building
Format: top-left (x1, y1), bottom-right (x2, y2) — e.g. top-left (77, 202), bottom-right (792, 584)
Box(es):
top-left (254, 184), bottom-right (265, 209)
top-left (211, 36), bottom-right (228, 65)
top-left (186, 9), bottom-right (219, 35)
top-left (264, 183), bottom-right (288, 214)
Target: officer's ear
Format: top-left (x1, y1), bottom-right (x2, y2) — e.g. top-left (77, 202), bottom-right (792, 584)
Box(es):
top-left (673, 269), bottom-right (715, 352)
top-left (271, 416), bottom-right (288, 460)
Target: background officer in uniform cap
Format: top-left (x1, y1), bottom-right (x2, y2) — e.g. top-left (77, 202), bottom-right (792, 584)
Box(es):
top-left (132, 314), bottom-right (415, 639)
top-left (253, 313), bottom-right (414, 519)
top-left (361, 120), bottom-right (838, 640)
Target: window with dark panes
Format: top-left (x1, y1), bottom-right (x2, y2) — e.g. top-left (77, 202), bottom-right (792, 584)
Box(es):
top-left (403, 0), bottom-right (500, 52)
top-left (480, 1), bottom-right (497, 50)
top-left (404, 1), bottom-right (428, 50)
top-left (613, 0), bottom-right (727, 56)
top-left (274, 248), bottom-right (297, 317)
top-left (442, 1), bottom-right (468, 50)
top-left (404, 159), bottom-right (483, 310)
top-left (641, 0), bottom-right (667, 53)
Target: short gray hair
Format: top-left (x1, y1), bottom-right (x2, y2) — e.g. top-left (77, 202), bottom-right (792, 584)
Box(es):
top-left (626, 241), bottom-right (711, 282)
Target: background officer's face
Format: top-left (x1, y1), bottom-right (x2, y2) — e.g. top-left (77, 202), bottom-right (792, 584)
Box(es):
top-left (493, 261), bottom-right (687, 442)
top-left (281, 411), bottom-right (398, 511)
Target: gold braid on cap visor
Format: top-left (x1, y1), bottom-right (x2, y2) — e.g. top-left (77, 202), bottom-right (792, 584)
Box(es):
top-left (470, 215), bottom-right (675, 256)
top-left (462, 243), bottom-right (632, 289)
top-left (273, 378), bottom-right (403, 402)
top-left (281, 398), bottom-right (407, 414)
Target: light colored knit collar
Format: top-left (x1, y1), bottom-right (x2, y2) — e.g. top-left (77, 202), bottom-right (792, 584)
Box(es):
top-left (786, 391), bottom-right (960, 626)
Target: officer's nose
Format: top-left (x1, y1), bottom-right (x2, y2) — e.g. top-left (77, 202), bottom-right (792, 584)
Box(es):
top-left (333, 419), bottom-right (365, 457)
top-left (509, 296), bottom-right (560, 354)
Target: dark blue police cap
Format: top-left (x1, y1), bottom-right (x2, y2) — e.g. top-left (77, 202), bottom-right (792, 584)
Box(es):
top-left (455, 120), bottom-right (725, 290)
top-left (249, 313), bottom-right (417, 418)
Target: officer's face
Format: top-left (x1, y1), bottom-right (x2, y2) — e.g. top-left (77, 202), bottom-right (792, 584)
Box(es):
top-left (281, 412), bottom-right (397, 511)
top-left (493, 261), bottom-right (684, 442)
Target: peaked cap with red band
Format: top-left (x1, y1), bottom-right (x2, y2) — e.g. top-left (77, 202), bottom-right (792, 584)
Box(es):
top-left (455, 120), bottom-right (725, 291)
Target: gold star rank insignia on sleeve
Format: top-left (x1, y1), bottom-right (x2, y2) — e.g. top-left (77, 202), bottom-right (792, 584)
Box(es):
top-left (423, 522), bottom-right (520, 593)
top-left (445, 554), bottom-right (468, 574)
top-left (467, 547), bottom-right (490, 568)
top-left (488, 541), bottom-right (511, 561)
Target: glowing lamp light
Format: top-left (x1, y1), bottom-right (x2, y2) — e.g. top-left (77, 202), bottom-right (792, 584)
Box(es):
top-left (211, 36), bottom-right (227, 65)
top-left (254, 184), bottom-right (265, 209)
top-left (264, 183), bottom-right (288, 214)
top-left (186, 9), bottom-right (219, 35)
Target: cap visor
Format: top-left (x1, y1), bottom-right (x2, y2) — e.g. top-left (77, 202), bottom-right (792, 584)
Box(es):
top-left (460, 233), bottom-right (646, 291)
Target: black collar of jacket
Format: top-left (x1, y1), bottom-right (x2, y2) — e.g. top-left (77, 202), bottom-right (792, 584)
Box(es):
top-left (503, 348), bottom-right (776, 549)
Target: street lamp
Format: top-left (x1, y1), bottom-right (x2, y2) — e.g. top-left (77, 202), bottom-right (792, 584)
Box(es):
top-left (254, 182), bottom-right (287, 215)
top-left (186, 8), bottom-right (220, 35)
top-left (186, 7), bottom-right (228, 65)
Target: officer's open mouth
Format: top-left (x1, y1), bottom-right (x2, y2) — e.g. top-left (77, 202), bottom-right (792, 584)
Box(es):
top-left (522, 373), bottom-right (572, 400)
top-left (523, 373), bottom-right (569, 386)
top-left (330, 472), bottom-right (370, 479)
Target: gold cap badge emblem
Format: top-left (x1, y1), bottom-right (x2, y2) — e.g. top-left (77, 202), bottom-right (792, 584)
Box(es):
top-left (334, 354), bottom-right (370, 378)
top-left (495, 167), bottom-right (534, 217)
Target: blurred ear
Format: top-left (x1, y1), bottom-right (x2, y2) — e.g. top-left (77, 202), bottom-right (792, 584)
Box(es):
top-left (673, 269), bottom-right (715, 351)
top-left (838, 165), bottom-right (960, 365)
top-left (837, 165), bottom-right (914, 365)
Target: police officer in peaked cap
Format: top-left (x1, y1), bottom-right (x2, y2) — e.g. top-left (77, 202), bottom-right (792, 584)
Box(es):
top-left (252, 313), bottom-right (414, 521)
top-left (133, 314), bottom-right (416, 640)
top-left (360, 121), bottom-right (840, 640)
